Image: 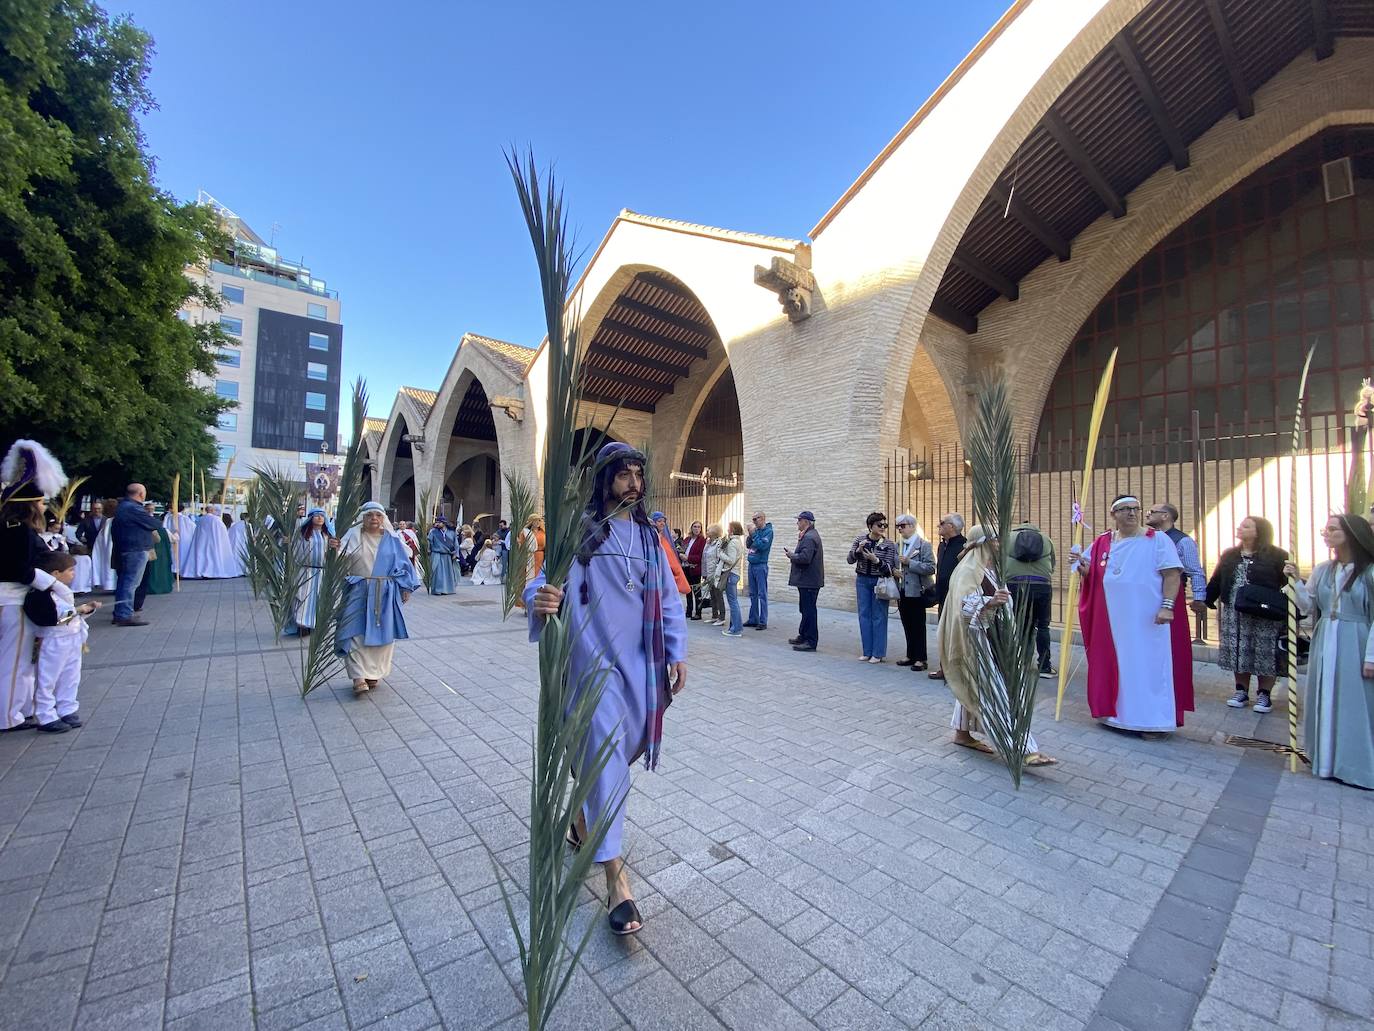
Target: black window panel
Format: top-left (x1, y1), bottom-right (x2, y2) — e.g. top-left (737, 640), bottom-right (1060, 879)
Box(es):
top-left (252, 309), bottom-right (344, 452)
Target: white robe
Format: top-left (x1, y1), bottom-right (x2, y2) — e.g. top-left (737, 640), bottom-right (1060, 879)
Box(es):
top-left (182, 513), bottom-right (241, 578)
top-left (1099, 532), bottom-right (1183, 732)
top-left (90, 519), bottom-right (116, 591)
top-left (228, 520), bottom-right (249, 570)
top-left (471, 548), bottom-right (501, 586)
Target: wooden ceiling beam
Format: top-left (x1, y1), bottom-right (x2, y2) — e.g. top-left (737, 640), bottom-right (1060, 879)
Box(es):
top-left (950, 251), bottom-right (1018, 302)
top-left (613, 297), bottom-right (715, 339)
top-left (579, 390), bottom-right (656, 414)
top-left (634, 272), bottom-right (696, 303)
top-left (1112, 29), bottom-right (1190, 171)
top-left (587, 343), bottom-right (691, 379)
top-left (595, 318), bottom-right (709, 360)
top-left (929, 296), bottom-right (978, 335)
top-left (1043, 110), bottom-right (1127, 218)
top-left (1202, 0), bottom-right (1254, 119)
top-left (1310, 0), bottom-right (1333, 60)
top-left (985, 183), bottom-right (1070, 261)
top-left (584, 365), bottom-right (674, 395)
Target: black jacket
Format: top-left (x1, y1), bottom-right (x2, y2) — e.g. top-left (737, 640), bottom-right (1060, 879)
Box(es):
top-left (0, 519), bottom-right (44, 587)
top-left (787, 527), bottom-right (825, 589)
top-left (934, 534), bottom-right (967, 607)
top-left (1205, 545), bottom-right (1288, 608)
top-left (76, 515), bottom-right (104, 548)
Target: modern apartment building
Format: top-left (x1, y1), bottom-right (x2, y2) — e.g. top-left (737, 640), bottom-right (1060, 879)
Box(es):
top-left (186, 193), bottom-right (343, 482)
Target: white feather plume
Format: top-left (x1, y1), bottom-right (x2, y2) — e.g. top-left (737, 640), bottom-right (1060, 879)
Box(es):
top-left (1, 439), bottom-right (68, 499)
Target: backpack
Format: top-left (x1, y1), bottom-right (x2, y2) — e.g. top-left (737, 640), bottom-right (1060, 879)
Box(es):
top-left (1011, 529), bottom-right (1044, 563)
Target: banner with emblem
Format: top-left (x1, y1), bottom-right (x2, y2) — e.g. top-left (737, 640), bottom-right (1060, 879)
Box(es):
top-left (306, 463), bottom-right (338, 502)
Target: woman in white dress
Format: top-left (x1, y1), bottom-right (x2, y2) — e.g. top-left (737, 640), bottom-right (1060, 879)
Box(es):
top-left (470, 542), bottom-right (501, 585)
top-left (90, 498), bottom-right (117, 592)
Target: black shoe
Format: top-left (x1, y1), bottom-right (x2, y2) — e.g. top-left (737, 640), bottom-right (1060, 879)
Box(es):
top-left (788, 637), bottom-right (802, 645)
top-left (60, 714), bottom-right (82, 727)
top-left (37, 720), bottom-right (69, 734)
top-left (1039, 665), bottom-right (1057, 679)
top-left (743, 622), bottom-right (758, 628)
top-left (896, 659), bottom-right (915, 667)
top-left (112, 617), bottom-right (149, 627)
top-left (0, 718), bottom-right (38, 733)
top-left (607, 898), bottom-right (643, 937)
top-left (753, 625), bottom-right (767, 631)
top-left (792, 643), bottom-right (816, 652)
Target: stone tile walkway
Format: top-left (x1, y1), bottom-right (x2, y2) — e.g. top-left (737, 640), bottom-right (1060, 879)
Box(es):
top-left (0, 578), bottom-right (1370, 1030)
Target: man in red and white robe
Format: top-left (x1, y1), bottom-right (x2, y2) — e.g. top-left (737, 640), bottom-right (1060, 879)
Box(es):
top-left (1073, 495), bottom-right (1193, 733)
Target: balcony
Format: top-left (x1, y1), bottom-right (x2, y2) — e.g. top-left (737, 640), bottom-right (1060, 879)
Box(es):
top-left (209, 259), bottom-right (337, 299)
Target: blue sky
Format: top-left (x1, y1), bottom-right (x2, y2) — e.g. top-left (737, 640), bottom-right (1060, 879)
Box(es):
top-left (116, 0), bottom-right (1010, 423)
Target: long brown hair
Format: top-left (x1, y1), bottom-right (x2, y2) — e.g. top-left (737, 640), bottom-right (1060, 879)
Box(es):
top-left (1, 498), bottom-right (44, 531)
top-left (1336, 513), bottom-right (1374, 592)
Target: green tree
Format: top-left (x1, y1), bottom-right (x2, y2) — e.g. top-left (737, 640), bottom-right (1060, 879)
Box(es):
top-left (0, 0), bottom-right (228, 500)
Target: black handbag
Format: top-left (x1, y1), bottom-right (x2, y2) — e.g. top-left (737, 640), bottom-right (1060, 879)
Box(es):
top-left (1233, 584), bottom-right (1288, 620)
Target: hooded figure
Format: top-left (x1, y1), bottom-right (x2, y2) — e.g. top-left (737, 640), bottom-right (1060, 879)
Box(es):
top-left (937, 526), bottom-right (1055, 766)
top-left (335, 502), bottom-right (420, 695)
top-left (427, 517), bottom-right (458, 595)
top-left (294, 508), bottom-right (335, 632)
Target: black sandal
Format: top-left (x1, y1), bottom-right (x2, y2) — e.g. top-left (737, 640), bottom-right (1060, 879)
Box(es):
top-left (565, 824), bottom-right (583, 853)
top-left (607, 898), bottom-right (643, 936)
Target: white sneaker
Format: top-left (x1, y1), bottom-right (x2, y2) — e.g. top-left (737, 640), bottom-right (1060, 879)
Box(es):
top-left (1226, 689), bottom-right (1248, 708)
top-left (722, 629), bottom-right (742, 638)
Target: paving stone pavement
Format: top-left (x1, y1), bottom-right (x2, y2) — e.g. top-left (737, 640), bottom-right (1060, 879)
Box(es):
top-left (0, 578), bottom-right (1370, 1030)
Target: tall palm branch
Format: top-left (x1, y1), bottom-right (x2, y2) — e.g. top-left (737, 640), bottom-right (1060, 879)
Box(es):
top-left (963, 379), bottom-right (1041, 787)
top-left (500, 151), bottom-right (627, 1031)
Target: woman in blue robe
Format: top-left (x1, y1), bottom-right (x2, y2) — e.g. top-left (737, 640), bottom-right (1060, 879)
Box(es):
top-left (293, 509), bottom-right (334, 633)
top-left (427, 517), bottom-right (458, 595)
top-left (526, 442), bottom-right (687, 936)
top-left (335, 502), bottom-right (420, 697)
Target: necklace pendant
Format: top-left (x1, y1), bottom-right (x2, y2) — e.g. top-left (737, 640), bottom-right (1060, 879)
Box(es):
top-left (626, 578), bottom-right (637, 591)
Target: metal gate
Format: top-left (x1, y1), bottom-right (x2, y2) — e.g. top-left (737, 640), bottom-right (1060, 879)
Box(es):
top-left (647, 455), bottom-right (744, 532)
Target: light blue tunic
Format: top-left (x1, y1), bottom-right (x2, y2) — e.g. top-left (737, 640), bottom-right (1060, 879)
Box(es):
top-left (427, 527), bottom-right (457, 595)
top-left (293, 531), bottom-right (328, 629)
top-left (525, 518), bottom-right (686, 862)
top-left (1301, 563), bottom-right (1374, 789)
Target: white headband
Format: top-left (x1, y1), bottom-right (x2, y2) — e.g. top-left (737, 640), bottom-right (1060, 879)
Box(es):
top-left (1111, 496), bottom-right (1141, 512)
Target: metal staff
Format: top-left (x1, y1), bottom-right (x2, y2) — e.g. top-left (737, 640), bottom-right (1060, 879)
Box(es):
top-left (1284, 344), bottom-right (1316, 772)
top-left (1055, 348), bottom-right (1118, 720)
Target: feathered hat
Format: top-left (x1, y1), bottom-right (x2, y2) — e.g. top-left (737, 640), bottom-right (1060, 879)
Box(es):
top-left (1, 439), bottom-right (68, 505)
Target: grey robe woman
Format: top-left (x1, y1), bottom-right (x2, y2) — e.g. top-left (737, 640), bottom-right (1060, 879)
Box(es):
top-left (1292, 513), bottom-right (1374, 790)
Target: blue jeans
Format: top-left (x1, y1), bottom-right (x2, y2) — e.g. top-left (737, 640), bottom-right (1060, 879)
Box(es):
top-left (725, 572), bottom-right (742, 633)
top-left (114, 549), bottom-right (150, 621)
top-left (746, 564), bottom-right (768, 626)
top-left (855, 574), bottom-right (891, 658)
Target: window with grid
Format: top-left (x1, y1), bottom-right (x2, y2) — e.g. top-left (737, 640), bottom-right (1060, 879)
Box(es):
top-left (1036, 129), bottom-right (1374, 465)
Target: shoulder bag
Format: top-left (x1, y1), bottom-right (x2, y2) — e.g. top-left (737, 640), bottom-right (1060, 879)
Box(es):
top-left (1233, 583), bottom-right (1288, 621)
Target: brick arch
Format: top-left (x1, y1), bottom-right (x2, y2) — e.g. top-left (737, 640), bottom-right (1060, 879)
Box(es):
top-left (376, 392), bottom-right (428, 513)
top-left (977, 57), bottom-right (1374, 434)
top-left (426, 347), bottom-right (524, 519)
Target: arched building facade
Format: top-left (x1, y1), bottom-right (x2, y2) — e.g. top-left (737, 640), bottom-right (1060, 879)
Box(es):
top-left (368, 0), bottom-right (1374, 608)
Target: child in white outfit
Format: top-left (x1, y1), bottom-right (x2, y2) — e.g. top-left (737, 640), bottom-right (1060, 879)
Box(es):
top-left (26, 552), bottom-right (99, 733)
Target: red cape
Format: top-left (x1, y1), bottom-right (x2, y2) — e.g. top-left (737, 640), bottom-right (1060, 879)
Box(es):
top-left (1078, 530), bottom-right (1193, 727)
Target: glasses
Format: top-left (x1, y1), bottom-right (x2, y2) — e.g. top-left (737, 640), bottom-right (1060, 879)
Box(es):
top-left (1116, 507), bottom-right (1141, 514)
top-left (875, 521), bottom-right (888, 528)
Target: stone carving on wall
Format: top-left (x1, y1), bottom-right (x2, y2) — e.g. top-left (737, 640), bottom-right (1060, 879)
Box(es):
top-left (753, 256), bottom-right (816, 323)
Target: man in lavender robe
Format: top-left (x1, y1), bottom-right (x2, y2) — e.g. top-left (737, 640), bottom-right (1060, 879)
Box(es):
top-left (526, 442), bottom-right (687, 936)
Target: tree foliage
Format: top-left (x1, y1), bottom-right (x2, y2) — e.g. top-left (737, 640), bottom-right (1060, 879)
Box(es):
top-left (0, 0), bottom-right (228, 499)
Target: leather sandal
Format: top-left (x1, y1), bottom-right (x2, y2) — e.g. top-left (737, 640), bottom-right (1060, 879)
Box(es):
top-left (607, 898), bottom-right (643, 936)
top-left (565, 824), bottom-right (583, 853)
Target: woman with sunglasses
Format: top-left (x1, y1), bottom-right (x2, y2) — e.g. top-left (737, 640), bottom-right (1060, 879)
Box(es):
top-left (847, 512), bottom-right (899, 663)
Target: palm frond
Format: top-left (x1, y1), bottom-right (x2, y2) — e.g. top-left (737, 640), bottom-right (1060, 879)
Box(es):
top-left (502, 474), bottom-right (537, 617)
top-left (52, 475), bottom-right (90, 527)
top-left (298, 379), bottom-right (370, 697)
top-left (504, 149), bottom-right (626, 1031)
top-left (415, 487), bottom-right (435, 592)
top-left (244, 464), bottom-right (304, 636)
top-left (963, 379), bottom-right (1040, 787)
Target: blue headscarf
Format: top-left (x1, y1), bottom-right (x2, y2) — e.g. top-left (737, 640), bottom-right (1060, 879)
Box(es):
top-left (302, 507), bottom-right (335, 537)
